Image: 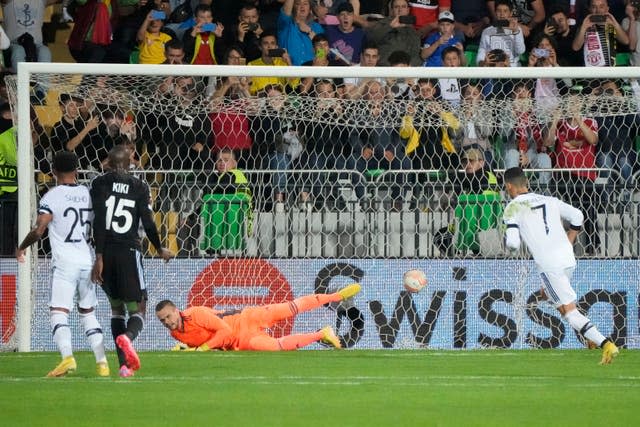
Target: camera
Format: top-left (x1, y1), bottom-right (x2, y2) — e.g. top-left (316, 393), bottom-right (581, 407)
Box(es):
top-left (247, 23), bottom-right (259, 32)
top-left (495, 19), bottom-right (510, 28)
top-left (268, 48), bottom-right (286, 57)
top-left (546, 17), bottom-right (558, 31)
top-left (590, 15), bottom-right (606, 23)
top-left (398, 15), bottom-right (417, 25)
top-left (532, 48), bottom-right (550, 58)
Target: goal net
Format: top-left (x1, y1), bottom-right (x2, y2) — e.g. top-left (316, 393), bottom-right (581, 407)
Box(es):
top-left (3, 63), bottom-right (639, 352)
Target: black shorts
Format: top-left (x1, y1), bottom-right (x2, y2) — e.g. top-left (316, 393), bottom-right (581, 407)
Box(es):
top-left (101, 245), bottom-right (146, 303)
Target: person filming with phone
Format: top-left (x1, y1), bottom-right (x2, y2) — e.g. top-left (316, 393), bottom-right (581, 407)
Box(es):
top-left (183, 4), bottom-right (224, 65)
top-left (248, 31), bottom-right (300, 95)
top-left (572, 0), bottom-right (629, 67)
top-left (365, 0), bottom-right (422, 66)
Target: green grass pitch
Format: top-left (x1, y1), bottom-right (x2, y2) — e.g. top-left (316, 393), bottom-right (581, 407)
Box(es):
top-left (1, 350), bottom-right (639, 427)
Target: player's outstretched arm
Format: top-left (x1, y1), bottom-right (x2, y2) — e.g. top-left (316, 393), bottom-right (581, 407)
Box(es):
top-left (16, 213), bottom-right (52, 263)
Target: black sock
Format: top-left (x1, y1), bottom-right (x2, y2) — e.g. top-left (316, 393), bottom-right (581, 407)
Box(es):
top-left (126, 314), bottom-right (144, 341)
top-left (111, 317), bottom-right (127, 366)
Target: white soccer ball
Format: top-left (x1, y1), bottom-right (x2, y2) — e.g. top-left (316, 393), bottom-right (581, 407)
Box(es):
top-left (403, 269), bottom-right (428, 293)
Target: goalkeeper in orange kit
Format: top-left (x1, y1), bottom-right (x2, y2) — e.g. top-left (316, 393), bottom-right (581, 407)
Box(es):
top-left (155, 284), bottom-right (361, 351)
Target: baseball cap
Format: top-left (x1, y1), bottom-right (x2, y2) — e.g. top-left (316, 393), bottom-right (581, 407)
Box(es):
top-left (438, 11), bottom-right (455, 23)
top-left (336, 2), bottom-right (354, 14)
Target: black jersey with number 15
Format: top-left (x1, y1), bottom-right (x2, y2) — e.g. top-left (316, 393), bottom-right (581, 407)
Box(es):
top-left (90, 171), bottom-right (162, 254)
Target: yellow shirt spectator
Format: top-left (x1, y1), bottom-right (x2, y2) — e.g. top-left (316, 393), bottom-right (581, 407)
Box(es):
top-left (139, 31), bottom-right (172, 64)
top-left (248, 57), bottom-right (299, 94)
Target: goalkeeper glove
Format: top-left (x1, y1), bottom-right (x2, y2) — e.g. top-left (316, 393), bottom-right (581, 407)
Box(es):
top-left (171, 343), bottom-right (196, 351)
top-left (196, 343), bottom-right (210, 351)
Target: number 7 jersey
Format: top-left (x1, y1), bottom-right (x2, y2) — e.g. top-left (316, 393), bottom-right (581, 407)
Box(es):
top-left (38, 184), bottom-right (94, 268)
top-left (90, 171), bottom-right (162, 254)
top-left (503, 192), bottom-right (584, 271)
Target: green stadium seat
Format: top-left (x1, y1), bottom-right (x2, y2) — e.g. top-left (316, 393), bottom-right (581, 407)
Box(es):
top-left (454, 193), bottom-right (503, 253)
top-left (129, 49), bottom-right (140, 64)
top-left (465, 50), bottom-right (478, 66)
top-left (200, 193), bottom-right (251, 252)
top-left (616, 52), bottom-right (631, 66)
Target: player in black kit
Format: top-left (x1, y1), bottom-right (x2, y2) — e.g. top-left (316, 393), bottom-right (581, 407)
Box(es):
top-left (90, 145), bottom-right (173, 377)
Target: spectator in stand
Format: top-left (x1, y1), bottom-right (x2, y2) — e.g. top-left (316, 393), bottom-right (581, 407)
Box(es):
top-left (248, 31), bottom-right (300, 94)
top-left (528, 33), bottom-right (572, 116)
top-left (299, 79), bottom-right (350, 210)
top-left (622, 0), bottom-right (640, 65)
top-left (1, 0), bottom-right (53, 70)
top-left (163, 39), bottom-right (187, 64)
top-left (541, 5), bottom-right (582, 66)
top-left (365, 0), bottom-right (422, 66)
top-left (544, 88), bottom-right (600, 255)
top-left (487, 0), bottom-right (546, 39)
top-left (591, 79), bottom-right (639, 200)
top-left (477, 0), bottom-right (527, 67)
top-left (278, 0), bottom-right (325, 65)
top-left (68, 0), bottom-right (139, 63)
top-left (231, 4), bottom-right (265, 62)
top-left (299, 34), bottom-right (347, 93)
top-left (324, 2), bottom-right (366, 64)
top-left (346, 79), bottom-right (412, 209)
top-left (421, 11), bottom-right (465, 67)
top-left (452, 0), bottom-right (491, 46)
top-left (137, 11), bottom-right (173, 64)
top-left (183, 4), bottom-right (224, 65)
top-left (478, 48), bottom-right (516, 100)
top-left (50, 94), bottom-right (101, 171)
top-left (407, 0), bottom-right (451, 39)
top-left (572, 0), bottom-right (629, 66)
top-left (438, 46), bottom-right (464, 106)
top-left (210, 46), bottom-right (254, 169)
top-left (455, 81), bottom-right (500, 167)
top-left (342, 42), bottom-right (383, 98)
top-left (504, 81), bottom-right (552, 184)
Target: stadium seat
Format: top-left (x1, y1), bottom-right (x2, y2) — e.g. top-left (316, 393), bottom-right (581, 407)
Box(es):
top-left (129, 49), bottom-right (140, 64)
top-left (464, 50), bottom-right (478, 66)
top-left (200, 193), bottom-right (251, 253)
top-left (616, 52), bottom-right (631, 66)
top-left (454, 193), bottom-right (503, 254)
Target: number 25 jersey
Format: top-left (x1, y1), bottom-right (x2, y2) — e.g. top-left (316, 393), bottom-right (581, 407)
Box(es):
top-left (38, 184), bottom-right (93, 268)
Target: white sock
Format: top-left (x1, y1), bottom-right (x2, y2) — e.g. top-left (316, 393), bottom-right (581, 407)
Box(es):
top-left (564, 309), bottom-right (606, 347)
top-left (50, 311), bottom-right (73, 358)
top-left (80, 311), bottom-right (107, 363)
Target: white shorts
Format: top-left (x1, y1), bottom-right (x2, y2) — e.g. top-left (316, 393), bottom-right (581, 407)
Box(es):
top-left (49, 264), bottom-right (98, 311)
top-left (540, 267), bottom-right (577, 307)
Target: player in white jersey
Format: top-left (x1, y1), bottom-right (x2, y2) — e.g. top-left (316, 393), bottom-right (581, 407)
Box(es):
top-left (502, 167), bottom-right (619, 364)
top-left (16, 152), bottom-right (109, 377)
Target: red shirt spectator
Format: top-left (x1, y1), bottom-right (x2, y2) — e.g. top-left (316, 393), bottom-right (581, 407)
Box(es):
top-left (552, 117), bottom-right (598, 181)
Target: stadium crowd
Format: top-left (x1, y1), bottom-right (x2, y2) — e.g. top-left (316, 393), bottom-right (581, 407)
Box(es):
top-left (2, 0), bottom-right (639, 232)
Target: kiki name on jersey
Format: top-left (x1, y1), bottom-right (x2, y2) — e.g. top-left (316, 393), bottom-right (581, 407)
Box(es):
top-left (112, 183), bottom-right (130, 194)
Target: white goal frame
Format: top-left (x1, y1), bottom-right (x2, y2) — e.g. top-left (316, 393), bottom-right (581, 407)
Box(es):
top-left (15, 62), bottom-right (640, 351)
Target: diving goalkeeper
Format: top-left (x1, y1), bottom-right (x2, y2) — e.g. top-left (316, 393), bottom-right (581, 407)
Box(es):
top-left (155, 284), bottom-right (361, 351)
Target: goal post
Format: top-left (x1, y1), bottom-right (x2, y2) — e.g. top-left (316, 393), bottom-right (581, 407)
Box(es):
top-left (7, 62), bottom-right (640, 352)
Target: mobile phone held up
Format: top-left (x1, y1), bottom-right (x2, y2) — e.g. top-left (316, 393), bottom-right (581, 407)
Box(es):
top-left (268, 48), bottom-right (286, 57)
top-left (495, 19), bottom-right (510, 28)
top-left (151, 10), bottom-right (166, 20)
top-left (201, 23), bottom-right (217, 32)
top-left (532, 47), bottom-right (549, 58)
top-left (590, 14), bottom-right (606, 23)
top-left (398, 15), bottom-right (416, 25)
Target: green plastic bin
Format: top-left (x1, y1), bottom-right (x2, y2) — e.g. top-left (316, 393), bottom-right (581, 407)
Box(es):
top-left (454, 193), bottom-right (503, 253)
top-left (200, 193), bottom-right (251, 252)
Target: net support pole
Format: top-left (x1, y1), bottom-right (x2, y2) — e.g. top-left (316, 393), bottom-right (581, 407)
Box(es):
top-left (17, 63), bottom-right (33, 352)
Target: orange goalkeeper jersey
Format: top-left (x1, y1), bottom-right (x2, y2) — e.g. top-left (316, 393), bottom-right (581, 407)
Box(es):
top-left (171, 306), bottom-right (238, 350)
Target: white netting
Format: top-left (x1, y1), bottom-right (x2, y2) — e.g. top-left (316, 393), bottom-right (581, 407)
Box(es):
top-left (3, 65), bottom-right (639, 352)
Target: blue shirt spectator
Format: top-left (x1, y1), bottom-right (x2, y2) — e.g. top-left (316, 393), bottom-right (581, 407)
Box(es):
top-left (278, 0), bottom-right (324, 65)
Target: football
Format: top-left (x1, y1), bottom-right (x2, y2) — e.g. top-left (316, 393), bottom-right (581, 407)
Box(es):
top-left (403, 269), bottom-right (428, 293)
